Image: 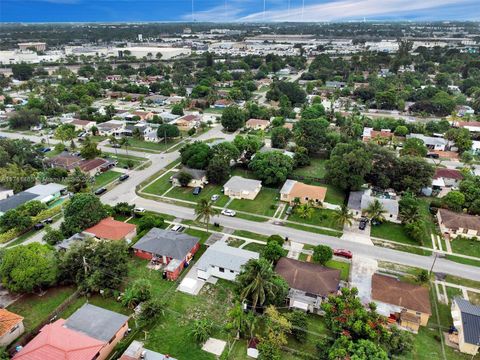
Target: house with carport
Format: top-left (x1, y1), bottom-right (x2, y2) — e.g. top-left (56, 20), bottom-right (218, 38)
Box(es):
top-left (223, 176), bottom-right (262, 200)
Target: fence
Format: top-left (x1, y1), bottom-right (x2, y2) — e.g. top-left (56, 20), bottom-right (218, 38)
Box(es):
top-left (9, 288), bottom-right (81, 355)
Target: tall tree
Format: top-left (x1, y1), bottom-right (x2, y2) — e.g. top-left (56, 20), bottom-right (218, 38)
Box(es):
top-left (332, 204), bottom-right (354, 227)
top-left (365, 199), bottom-right (387, 224)
top-left (195, 199), bottom-right (218, 233)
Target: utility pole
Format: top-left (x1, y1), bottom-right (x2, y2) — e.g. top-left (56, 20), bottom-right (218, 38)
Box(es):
top-left (429, 252), bottom-right (438, 276)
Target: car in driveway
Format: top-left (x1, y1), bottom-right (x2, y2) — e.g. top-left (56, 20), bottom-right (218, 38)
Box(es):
top-left (285, 206), bottom-right (293, 215)
top-left (221, 209), bottom-right (236, 217)
top-left (211, 194), bottom-right (220, 201)
top-left (359, 218), bottom-right (368, 230)
top-left (119, 174), bottom-right (130, 181)
top-left (334, 249), bottom-right (353, 259)
top-left (192, 187), bottom-right (202, 195)
top-left (94, 187), bottom-right (107, 195)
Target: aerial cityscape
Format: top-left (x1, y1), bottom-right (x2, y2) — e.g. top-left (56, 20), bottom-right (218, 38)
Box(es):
top-left (0, 1), bottom-right (480, 360)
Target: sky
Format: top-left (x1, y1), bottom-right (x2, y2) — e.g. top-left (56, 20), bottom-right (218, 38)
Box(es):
top-left (1, 0), bottom-right (479, 23)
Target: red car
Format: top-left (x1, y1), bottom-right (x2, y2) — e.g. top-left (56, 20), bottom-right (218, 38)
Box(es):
top-left (334, 249), bottom-right (353, 259)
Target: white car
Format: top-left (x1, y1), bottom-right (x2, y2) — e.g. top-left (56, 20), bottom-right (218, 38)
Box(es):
top-left (221, 209), bottom-right (236, 217)
top-left (134, 207), bottom-right (146, 213)
top-left (211, 194), bottom-right (220, 201)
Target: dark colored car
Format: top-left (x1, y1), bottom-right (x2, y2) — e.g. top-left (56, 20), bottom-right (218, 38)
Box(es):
top-left (94, 187), bottom-right (107, 195)
top-left (119, 174), bottom-right (130, 181)
top-left (112, 144), bottom-right (121, 148)
top-left (40, 147), bottom-right (51, 153)
top-left (359, 218), bottom-right (368, 230)
top-left (192, 187), bottom-right (202, 195)
top-left (334, 249), bottom-right (353, 259)
top-left (426, 153), bottom-right (440, 159)
top-left (42, 218), bottom-right (53, 224)
top-left (33, 223), bottom-right (45, 230)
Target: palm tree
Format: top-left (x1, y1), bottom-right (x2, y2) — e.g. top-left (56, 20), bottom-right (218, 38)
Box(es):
top-left (120, 137), bottom-right (130, 156)
top-left (237, 259), bottom-right (277, 310)
top-left (332, 204), bottom-right (354, 227)
top-left (195, 199), bottom-right (218, 233)
top-left (365, 199), bottom-right (386, 224)
top-left (295, 201), bottom-right (315, 220)
top-left (109, 135), bottom-right (118, 157)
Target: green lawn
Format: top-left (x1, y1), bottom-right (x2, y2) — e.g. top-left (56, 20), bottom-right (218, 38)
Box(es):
top-left (450, 237), bottom-right (480, 258)
top-left (325, 259), bottom-right (351, 281)
top-left (127, 138), bottom-right (181, 152)
top-left (143, 171), bottom-right (175, 195)
top-left (7, 286), bottom-right (76, 333)
top-left (226, 238), bottom-right (246, 248)
top-left (285, 222), bottom-right (343, 237)
top-left (104, 152), bottom-right (148, 168)
top-left (292, 158), bottom-right (327, 179)
top-left (371, 221), bottom-right (421, 246)
top-left (184, 229), bottom-right (211, 244)
top-left (287, 208), bottom-right (343, 231)
top-left (94, 170), bottom-right (122, 189)
top-left (232, 230), bottom-right (270, 242)
top-left (228, 188), bottom-right (279, 217)
top-left (242, 242), bottom-right (266, 253)
top-left (324, 184), bottom-right (346, 205)
top-left (166, 183), bottom-right (228, 205)
top-left (231, 167), bottom-right (259, 179)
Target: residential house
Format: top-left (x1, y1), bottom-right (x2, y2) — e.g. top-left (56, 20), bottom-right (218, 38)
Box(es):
top-left (171, 167), bottom-right (207, 188)
top-left (175, 114), bottom-right (200, 131)
top-left (145, 95), bottom-right (168, 105)
top-left (120, 340), bottom-right (177, 360)
top-left (214, 99), bottom-right (232, 109)
top-left (371, 273), bottom-right (431, 332)
top-left (275, 257), bottom-right (341, 313)
top-left (456, 105), bottom-right (475, 117)
top-left (196, 241), bottom-right (259, 282)
top-left (96, 120), bottom-right (125, 137)
top-left (432, 168), bottom-right (464, 189)
top-left (280, 179), bottom-right (327, 205)
top-left (406, 133), bottom-right (449, 151)
top-left (144, 130), bottom-right (159, 142)
top-left (68, 119), bottom-right (96, 132)
top-left (450, 297), bottom-right (480, 355)
top-left (0, 186), bottom-right (14, 201)
top-left (362, 127), bottom-right (393, 143)
top-left (454, 120), bottom-right (480, 132)
top-left (79, 158), bottom-right (114, 176)
top-left (0, 309), bottom-right (24, 346)
top-left (55, 232), bottom-right (89, 251)
top-left (158, 112), bottom-right (180, 124)
top-left (437, 208), bottom-right (480, 239)
top-left (223, 176), bottom-right (262, 200)
top-left (0, 183), bottom-right (66, 216)
top-left (45, 152), bottom-right (83, 170)
top-left (132, 228), bottom-right (200, 280)
top-left (124, 123), bottom-right (152, 137)
top-left (325, 81), bottom-right (346, 89)
top-left (245, 118), bottom-right (270, 131)
top-left (13, 304), bottom-right (129, 360)
top-left (83, 217), bottom-right (137, 242)
top-left (348, 188), bottom-right (400, 222)
top-left (132, 110), bottom-right (154, 121)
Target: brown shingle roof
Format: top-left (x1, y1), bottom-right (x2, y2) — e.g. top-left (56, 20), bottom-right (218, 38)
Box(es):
top-left (434, 168), bottom-right (464, 180)
top-left (371, 274), bottom-right (431, 315)
top-left (79, 158), bottom-right (109, 172)
top-left (0, 309), bottom-right (23, 337)
top-left (275, 258), bottom-right (340, 296)
top-left (246, 118), bottom-right (270, 127)
top-left (438, 208), bottom-right (480, 232)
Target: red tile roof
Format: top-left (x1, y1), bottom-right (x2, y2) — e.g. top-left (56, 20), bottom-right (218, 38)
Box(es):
top-left (0, 309), bottom-right (23, 337)
top-left (84, 217), bottom-right (136, 241)
top-left (79, 158), bottom-right (109, 172)
top-left (456, 121), bottom-right (480, 128)
top-left (13, 319), bottom-right (104, 360)
top-left (434, 168), bottom-right (464, 180)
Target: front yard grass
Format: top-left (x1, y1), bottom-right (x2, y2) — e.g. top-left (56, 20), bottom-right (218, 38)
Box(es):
top-left (450, 237), bottom-right (480, 258)
top-left (166, 183), bottom-right (228, 205)
top-left (232, 230), bottom-right (270, 242)
top-left (94, 170), bottom-right (122, 189)
top-left (104, 152), bottom-right (148, 168)
top-left (370, 221), bottom-right (422, 247)
top-left (242, 242), bottom-right (266, 253)
top-left (143, 171), bottom-right (176, 195)
top-left (227, 187), bottom-right (279, 217)
top-left (325, 259), bottom-right (351, 281)
top-left (287, 208), bottom-right (343, 231)
top-left (7, 286), bottom-right (76, 333)
top-left (284, 222), bottom-right (343, 237)
top-left (127, 138), bottom-right (182, 152)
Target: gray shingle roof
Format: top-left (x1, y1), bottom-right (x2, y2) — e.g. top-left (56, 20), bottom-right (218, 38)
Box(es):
top-left (347, 191), bottom-right (363, 211)
top-left (455, 297), bottom-right (480, 345)
top-left (132, 228), bottom-right (199, 260)
top-left (196, 241), bottom-right (259, 273)
top-left (407, 133), bottom-right (448, 146)
top-left (172, 167), bottom-right (206, 181)
top-left (0, 192), bottom-right (37, 213)
top-left (65, 303), bottom-right (128, 342)
top-left (224, 176), bottom-right (262, 193)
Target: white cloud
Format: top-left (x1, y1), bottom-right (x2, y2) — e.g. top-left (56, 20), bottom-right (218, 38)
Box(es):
top-left (239, 0), bottom-right (477, 22)
top-left (180, 0), bottom-right (247, 22)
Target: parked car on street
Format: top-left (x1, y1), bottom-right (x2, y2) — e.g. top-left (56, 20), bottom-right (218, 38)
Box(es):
top-left (334, 249), bottom-right (353, 259)
top-left (33, 223), bottom-right (45, 230)
top-left (211, 194), bottom-right (220, 201)
top-left (119, 174), bottom-right (130, 181)
top-left (94, 187), bottom-right (107, 195)
top-left (221, 209), bottom-right (236, 217)
top-left (41, 218), bottom-right (53, 224)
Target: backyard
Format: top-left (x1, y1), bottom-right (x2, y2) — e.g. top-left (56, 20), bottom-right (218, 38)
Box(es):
top-left (292, 157), bottom-right (327, 179)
